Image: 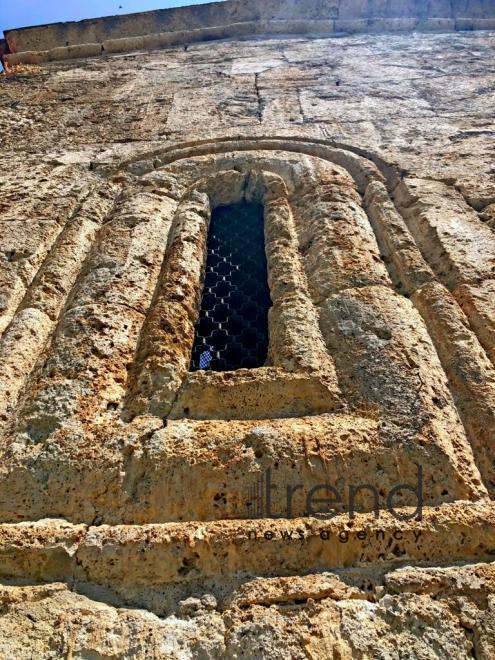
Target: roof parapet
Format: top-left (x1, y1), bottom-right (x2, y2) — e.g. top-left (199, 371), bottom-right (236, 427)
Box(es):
top-left (3, 0), bottom-right (495, 66)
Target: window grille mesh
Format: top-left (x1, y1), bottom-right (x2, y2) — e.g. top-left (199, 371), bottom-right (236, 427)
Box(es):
top-left (190, 201), bottom-right (271, 372)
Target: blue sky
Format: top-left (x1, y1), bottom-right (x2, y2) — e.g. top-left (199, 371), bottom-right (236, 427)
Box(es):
top-left (2, 0), bottom-right (220, 34)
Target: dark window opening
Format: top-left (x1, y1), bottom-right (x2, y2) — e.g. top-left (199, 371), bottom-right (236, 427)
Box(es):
top-left (190, 201), bottom-right (271, 372)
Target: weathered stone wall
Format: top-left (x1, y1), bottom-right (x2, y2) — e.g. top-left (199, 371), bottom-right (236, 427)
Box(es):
top-left (1, 2), bottom-right (495, 657)
top-left (4, 0), bottom-right (495, 65)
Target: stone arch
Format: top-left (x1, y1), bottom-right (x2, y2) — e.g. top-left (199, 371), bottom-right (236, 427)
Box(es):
top-left (113, 137), bottom-right (495, 492)
top-left (2, 136), bottom-right (494, 501)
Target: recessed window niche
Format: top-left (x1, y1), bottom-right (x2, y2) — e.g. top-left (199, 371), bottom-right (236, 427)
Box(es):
top-left (127, 166), bottom-right (341, 420)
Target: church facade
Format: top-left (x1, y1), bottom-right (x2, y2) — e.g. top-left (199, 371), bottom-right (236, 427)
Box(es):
top-left (1, 1), bottom-right (495, 656)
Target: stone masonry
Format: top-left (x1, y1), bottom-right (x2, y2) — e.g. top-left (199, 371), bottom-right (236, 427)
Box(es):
top-left (1, 0), bottom-right (495, 657)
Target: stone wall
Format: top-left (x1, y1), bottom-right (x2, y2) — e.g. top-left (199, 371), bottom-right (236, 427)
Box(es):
top-left (1, 1), bottom-right (495, 657)
top-left (4, 0), bottom-right (495, 65)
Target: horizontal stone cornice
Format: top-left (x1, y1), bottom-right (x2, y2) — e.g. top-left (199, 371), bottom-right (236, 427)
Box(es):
top-left (4, 0), bottom-right (495, 66)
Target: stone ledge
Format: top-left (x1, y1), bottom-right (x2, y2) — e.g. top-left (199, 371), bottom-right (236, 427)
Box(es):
top-left (0, 502), bottom-right (494, 590)
top-left (5, 17), bottom-right (495, 66)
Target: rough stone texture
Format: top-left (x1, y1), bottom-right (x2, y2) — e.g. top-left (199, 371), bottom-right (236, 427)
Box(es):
top-left (1, 0), bottom-right (495, 656)
top-left (1, 559), bottom-right (495, 658)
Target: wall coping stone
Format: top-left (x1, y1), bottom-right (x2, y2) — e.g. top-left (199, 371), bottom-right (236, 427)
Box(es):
top-left (3, 0), bottom-right (495, 66)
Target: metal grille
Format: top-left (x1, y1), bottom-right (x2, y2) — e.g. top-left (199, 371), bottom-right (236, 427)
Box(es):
top-left (190, 201), bottom-right (271, 372)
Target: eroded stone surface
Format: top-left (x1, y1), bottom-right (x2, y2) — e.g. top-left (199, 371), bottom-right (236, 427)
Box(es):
top-left (0, 560), bottom-right (495, 658)
top-left (1, 3), bottom-right (495, 657)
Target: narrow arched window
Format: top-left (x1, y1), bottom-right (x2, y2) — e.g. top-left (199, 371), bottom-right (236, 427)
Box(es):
top-left (190, 201), bottom-right (271, 371)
